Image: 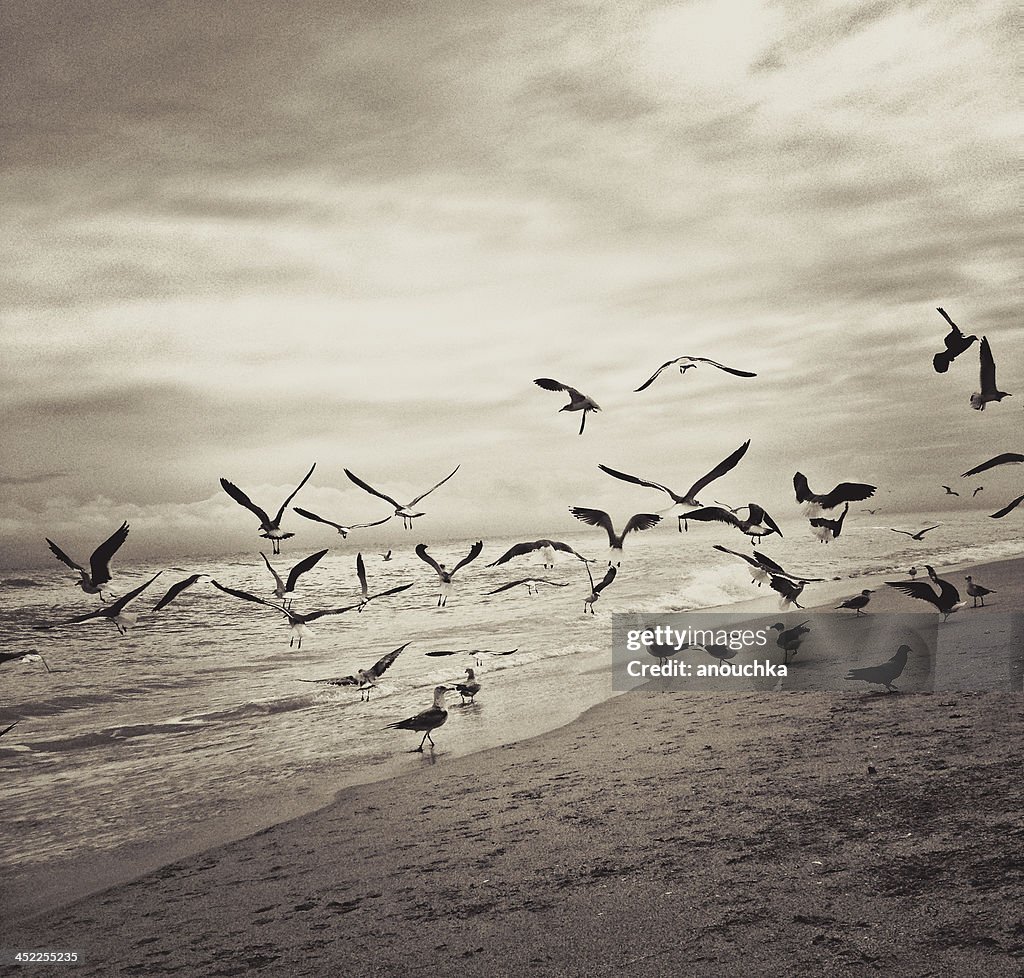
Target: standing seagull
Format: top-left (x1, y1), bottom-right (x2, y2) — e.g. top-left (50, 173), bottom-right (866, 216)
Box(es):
top-left (679, 504), bottom-right (783, 545)
top-left (932, 308), bottom-right (977, 373)
top-left (793, 473), bottom-right (875, 515)
top-left (260, 549), bottom-right (329, 608)
top-left (970, 337), bottom-right (1012, 410)
top-left (837, 589), bottom-right (874, 616)
top-left (386, 685), bottom-right (451, 751)
top-left (633, 356), bottom-right (757, 392)
top-left (845, 645), bottom-right (912, 693)
top-left (344, 465), bottom-right (460, 529)
top-left (415, 542), bottom-right (483, 607)
top-left (533, 378), bottom-right (600, 435)
top-left (352, 552), bottom-right (415, 611)
top-left (599, 441), bottom-right (750, 512)
top-left (569, 508), bottom-right (661, 566)
top-left (298, 643), bottom-right (410, 700)
top-left (454, 668), bottom-right (481, 704)
top-left (964, 576), bottom-right (995, 607)
top-left (890, 525), bottom-right (940, 541)
top-left (487, 539), bottom-right (589, 569)
top-left (46, 522), bottom-right (130, 600)
top-left (35, 573), bottom-right (162, 635)
top-left (770, 621), bottom-right (811, 663)
top-left (220, 463), bottom-right (316, 553)
top-left (292, 507), bottom-right (392, 538)
top-left (809, 503), bottom-right (849, 543)
top-left (583, 563), bottom-right (617, 614)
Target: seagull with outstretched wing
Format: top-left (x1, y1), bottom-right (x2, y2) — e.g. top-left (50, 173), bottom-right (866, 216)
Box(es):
top-left (569, 508), bottom-right (661, 565)
top-left (970, 336), bottom-right (1011, 410)
top-left (890, 525), bottom-right (940, 541)
top-left (583, 563), bottom-right (617, 614)
top-left (220, 463), bottom-right (316, 553)
top-left (292, 507), bottom-right (392, 538)
top-left (793, 472), bottom-right (876, 514)
top-left (352, 552), bottom-right (415, 611)
top-left (533, 378), bottom-right (600, 434)
top-left (46, 521), bottom-right (130, 600)
top-left (634, 356), bottom-right (756, 392)
top-left (932, 307), bottom-right (977, 373)
top-left (297, 643), bottom-right (410, 701)
top-left (487, 539), bottom-right (589, 569)
top-left (35, 573), bottom-right (162, 635)
top-left (415, 541), bottom-right (483, 607)
top-left (678, 503), bottom-right (782, 545)
top-left (344, 465), bottom-right (460, 529)
top-left (990, 494), bottom-right (1024, 519)
top-left (260, 549), bottom-right (329, 608)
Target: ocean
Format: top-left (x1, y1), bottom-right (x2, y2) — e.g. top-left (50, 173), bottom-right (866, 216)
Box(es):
top-left (1, 509), bottom-right (1020, 914)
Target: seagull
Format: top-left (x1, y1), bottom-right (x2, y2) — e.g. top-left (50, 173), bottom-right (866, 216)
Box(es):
top-left (220, 463), bottom-right (316, 553)
top-left (485, 578), bottom-right (569, 597)
top-left (599, 441), bottom-right (751, 513)
top-left (890, 525), bottom-right (940, 541)
top-left (569, 508), bottom-right (661, 566)
top-left (793, 473), bottom-right (875, 515)
top-left (533, 378), bottom-right (601, 434)
top-left (941, 485), bottom-right (959, 496)
top-left (990, 494), bottom-right (1024, 519)
top-left (583, 563), bottom-right (617, 614)
top-left (885, 567), bottom-right (965, 621)
top-left (46, 522), bottom-right (129, 600)
top-left (424, 648), bottom-right (518, 666)
top-left (809, 503), bottom-right (849, 543)
top-left (381, 550), bottom-right (393, 561)
top-left (972, 487), bottom-right (984, 497)
top-left (964, 576), bottom-right (995, 608)
top-left (908, 566), bottom-right (918, 579)
top-left (35, 573), bottom-right (162, 635)
top-left (415, 542), bottom-right (483, 607)
top-left (352, 552), bottom-right (415, 611)
top-left (152, 573), bottom-right (210, 611)
top-left (634, 356), bottom-right (757, 392)
top-left (961, 453), bottom-right (1024, 477)
top-left (770, 621), bottom-right (811, 663)
top-left (344, 465), bottom-right (460, 529)
top-left (678, 504), bottom-right (783, 545)
top-left (970, 336), bottom-right (1012, 410)
top-left (836, 589), bottom-right (874, 616)
top-left (712, 544), bottom-right (824, 588)
top-left (453, 667), bottom-right (481, 704)
top-left (260, 549), bottom-right (329, 608)
top-left (699, 644), bottom-right (739, 665)
top-left (845, 645), bottom-right (912, 693)
top-left (210, 580), bottom-right (358, 647)
top-left (769, 575), bottom-right (812, 610)
top-left (0, 651), bottom-right (51, 672)
top-left (291, 507), bottom-right (393, 538)
top-left (861, 508), bottom-right (878, 515)
top-left (932, 308), bottom-right (977, 373)
top-left (386, 685), bottom-right (451, 751)
top-left (298, 643), bottom-right (410, 700)
top-left (487, 539), bottom-right (589, 569)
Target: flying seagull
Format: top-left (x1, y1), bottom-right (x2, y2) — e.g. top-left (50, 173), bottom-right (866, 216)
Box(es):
top-left (932, 308), bottom-right (977, 374)
top-left (678, 504), bottom-right (782, 545)
top-left (885, 567), bottom-right (965, 621)
top-left (633, 356), bottom-right (757, 392)
top-left (298, 643), bottom-right (410, 700)
top-left (352, 552), bottom-right (415, 611)
top-left (583, 563), bottom-right (617, 614)
top-left (453, 667), bottom-right (481, 704)
top-left (770, 621), bottom-right (811, 664)
top-left (35, 573), bottom-right (162, 635)
top-left (845, 645), bottom-right (912, 692)
top-left (386, 685), bottom-right (451, 751)
top-left (836, 589), bottom-right (874, 616)
top-left (0, 651), bottom-right (51, 672)
top-left (210, 580), bottom-right (358, 647)
top-left (415, 542), bottom-right (483, 607)
top-left (424, 648), bottom-right (518, 666)
top-left (890, 525), bottom-right (940, 541)
top-left (599, 440), bottom-right (750, 512)
top-left (569, 508), bottom-right (661, 565)
top-left (533, 378), bottom-right (600, 435)
top-left (46, 521), bottom-right (129, 600)
top-left (769, 575), bottom-right (813, 610)
top-left (961, 453), bottom-right (1024, 478)
top-left (793, 472), bottom-right (875, 514)
top-left (941, 485), bottom-right (959, 496)
top-left (261, 549), bottom-right (329, 608)
top-left (809, 503), bottom-right (849, 543)
top-left (487, 539), bottom-right (589, 569)
top-left (989, 494), bottom-right (1024, 519)
top-left (220, 463), bottom-right (316, 553)
top-left (485, 578), bottom-right (569, 597)
top-left (972, 487), bottom-right (984, 497)
top-left (712, 544), bottom-right (824, 588)
top-left (964, 575), bottom-right (995, 607)
top-left (970, 336), bottom-right (1011, 410)
top-left (381, 550), bottom-right (393, 562)
top-left (344, 465), bottom-right (460, 529)
top-left (292, 507), bottom-right (393, 538)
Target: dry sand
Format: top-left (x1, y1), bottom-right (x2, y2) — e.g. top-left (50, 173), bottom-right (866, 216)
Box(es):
top-left (4, 557), bottom-right (1022, 977)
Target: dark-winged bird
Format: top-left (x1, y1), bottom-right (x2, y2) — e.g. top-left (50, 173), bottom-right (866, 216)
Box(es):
top-left (292, 507), bottom-right (393, 538)
top-left (837, 589), bottom-right (873, 616)
top-left (885, 566), bottom-right (965, 621)
top-left (679, 503), bottom-right (782, 545)
top-left (386, 685), bottom-right (451, 751)
top-left (46, 522), bottom-right (130, 600)
top-left (533, 378), bottom-right (601, 434)
top-left (932, 307), bottom-right (977, 373)
top-left (415, 541), bottom-right (483, 607)
top-left (35, 572), bottom-right (162, 635)
top-left (220, 463), bottom-right (316, 553)
top-left (487, 539), bottom-right (589, 569)
top-left (583, 564), bottom-right (617, 614)
top-left (964, 576), bottom-right (995, 607)
top-left (793, 472), bottom-right (875, 514)
top-left (961, 453), bottom-right (1024, 477)
top-left (809, 503), bottom-right (849, 543)
top-left (970, 336), bottom-right (1011, 410)
top-left (298, 643), bottom-right (410, 701)
top-left (344, 465), bottom-right (460, 529)
top-left (569, 508), bottom-right (661, 565)
top-left (890, 525), bottom-right (940, 541)
top-left (633, 356), bottom-right (756, 392)
top-left (845, 645), bottom-right (912, 692)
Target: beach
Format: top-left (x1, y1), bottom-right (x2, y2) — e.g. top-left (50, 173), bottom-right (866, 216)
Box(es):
top-left (3, 554), bottom-right (1021, 977)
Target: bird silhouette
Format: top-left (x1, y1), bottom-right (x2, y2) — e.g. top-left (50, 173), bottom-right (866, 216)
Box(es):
top-left (46, 522), bottom-right (130, 600)
top-left (932, 307), bottom-right (977, 373)
top-left (845, 645), bottom-right (912, 692)
top-left (633, 356), bottom-right (756, 392)
top-left (220, 464), bottom-right (316, 553)
top-left (970, 336), bottom-right (1011, 410)
top-left (534, 378), bottom-right (600, 434)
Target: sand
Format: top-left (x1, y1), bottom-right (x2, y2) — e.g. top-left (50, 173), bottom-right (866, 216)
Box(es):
top-left (3, 557), bottom-right (1022, 977)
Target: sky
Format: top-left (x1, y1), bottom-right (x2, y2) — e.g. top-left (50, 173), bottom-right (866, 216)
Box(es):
top-left (1, 0), bottom-right (1019, 568)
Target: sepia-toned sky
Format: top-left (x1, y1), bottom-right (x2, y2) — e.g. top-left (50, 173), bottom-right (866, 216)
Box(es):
top-left (2, 0), bottom-right (1019, 566)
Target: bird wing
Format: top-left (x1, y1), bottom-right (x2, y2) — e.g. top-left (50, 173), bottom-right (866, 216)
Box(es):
top-left (748, 505), bottom-right (783, 536)
top-left (344, 469), bottom-right (402, 509)
top-left (890, 529), bottom-right (914, 537)
top-left (104, 572), bottom-right (162, 614)
top-left (751, 550), bottom-right (791, 575)
top-left (594, 565), bottom-right (617, 594)
top-left (990, 493), bottom-right (1024, 519)
top-left (414, 544), bottom-right (444, 575)
top-left (292, 507), bottom-right (344, 531)
top-left (367, 643), bottom-right (410, 680)
top-left (0, 720), bottom-right (20, 737)
top-left (929, 573), bottom-right (961, 606)
top-left (597, 464), bottom-right (677, 499)
top-left (685, 357), bottom-right (757, 377)
top-left (487, 539), bottom-right (580, 566)
top-left (408, 464), bottom-right (461, 506)
top-left (918, 525), bottom-right (940, 536)
top-left (271, 463), bottom-right (317, 524)
top-left (355, 553), bottom-right (369, 600)
top-left (368, 582), bottom-right (415, 601)
top-left (152, 574), bottom-right (205, 612)
top-left (260, 552), bottom-right (285, 591)
top-left (451, 540), bottom-right (484, 575)
top-left (88, 521), bottom-right (130, 586)
top-left (633, 359), bottom-right (682, 393)
top-left (220, 478), bottom-right (272, 526)
top-left (978, 336), bottom-right (997, 395)
top-left (486, 580), bottom-right (528, 594)
top-left (885, 580), bottom-right (941, 609)
top-left (712, 544), bottom-right (759, 568)
top-left (45, 538), bottom-right (86, 574)
top-left (534, 377), bottom-right (575, 395)
top-left (678, 507), bottom-right (742, 528)
top-left (285, 549), bottom-right (329, 593)
top-left (936, 307), bottom-right (961, 335)
top-left (569, 507), bottom-right (617, 545)
top-left (350, 515), bottom-right (394, 530)
top-left (961, 453), bottom-right (1024, 477)
top-left (297, 675), bottom-right (358, 686)
top-left (817, 482), bottom-right (876, 509)
top-left (793, 472), bottom-right (814, 504)
top-left (211, 580), bottom-right (289, 616)
top-left (622, 513), bottom-right (663, 536)
top-left (685, 440), bottom-right (751, 500)
top-left (303, 603), bottom-right (361, 622)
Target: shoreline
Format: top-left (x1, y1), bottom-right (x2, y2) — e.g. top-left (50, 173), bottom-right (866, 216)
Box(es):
top-left (3, 552), bottom-right (1021, 972)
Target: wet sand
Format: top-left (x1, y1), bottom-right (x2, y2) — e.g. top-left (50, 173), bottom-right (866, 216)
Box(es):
top-left (3, 557), bottom-right (1021, 976)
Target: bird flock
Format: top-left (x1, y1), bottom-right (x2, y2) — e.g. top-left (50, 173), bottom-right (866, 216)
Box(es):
top-left (15, 308), bottom-right (1019, 745)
